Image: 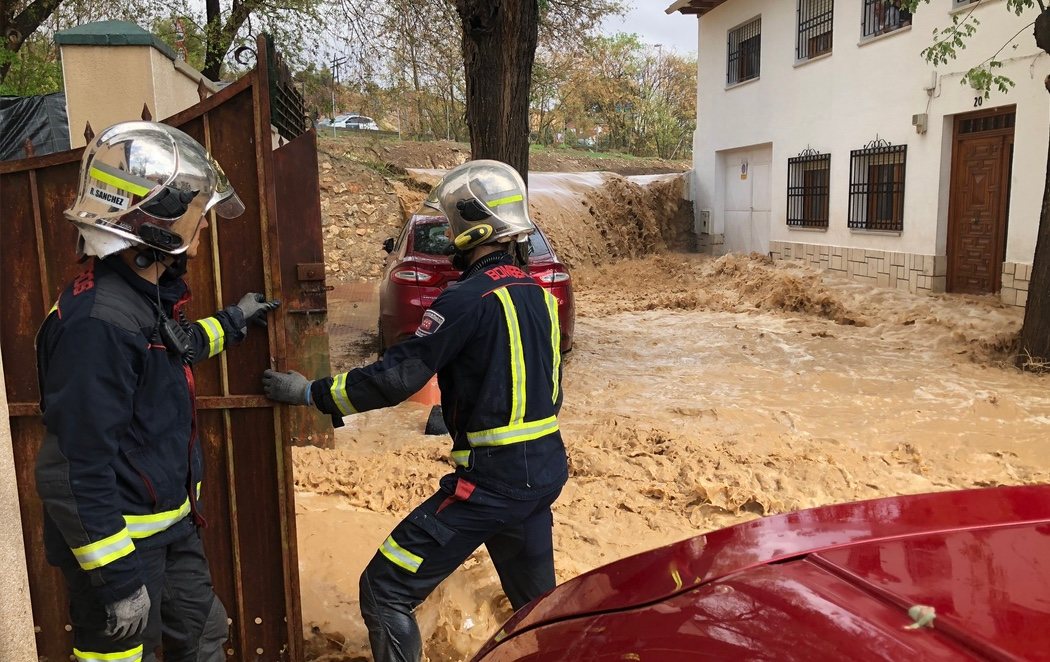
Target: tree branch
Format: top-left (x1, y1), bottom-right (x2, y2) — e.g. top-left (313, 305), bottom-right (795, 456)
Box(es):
top-left (6, 0), bottom-right (65, 50)
top-left (1, 0), bottom-right (64, 83)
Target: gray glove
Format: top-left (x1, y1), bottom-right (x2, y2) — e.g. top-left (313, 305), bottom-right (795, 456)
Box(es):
top-left (235, 292), bottom-right (280, 333)
top-left (104, 584), bottom-right (150, 640)
top-left (263, 369), bottom-right (312, 405)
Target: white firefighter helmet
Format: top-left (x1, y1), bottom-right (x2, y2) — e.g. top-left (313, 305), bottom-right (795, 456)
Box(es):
top-left (65, 121), bottom-right (244, 257)
top-left (425, 159), bottom-right (534, 252)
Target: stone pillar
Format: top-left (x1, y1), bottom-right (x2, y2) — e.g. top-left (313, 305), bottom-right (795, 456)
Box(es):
top-left (56, 20), bottom-right (218, 148)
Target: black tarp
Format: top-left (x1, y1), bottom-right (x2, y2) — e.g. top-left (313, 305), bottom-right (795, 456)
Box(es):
top-left (0, 93), bottom-right (70, 161)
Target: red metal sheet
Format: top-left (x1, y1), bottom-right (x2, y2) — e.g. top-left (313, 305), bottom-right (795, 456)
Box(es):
top-left (197, 408), bottom-right (243, 658)
top-left (272, 129), bottom-right (334, 449)
top-left (229, 407), bottom-right (292, 658)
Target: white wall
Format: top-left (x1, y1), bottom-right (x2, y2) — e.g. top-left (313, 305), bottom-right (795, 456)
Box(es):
top-left (693, 0), bottom-right (1049, 263)
top-left (0, 341), bottom-right (36, 659)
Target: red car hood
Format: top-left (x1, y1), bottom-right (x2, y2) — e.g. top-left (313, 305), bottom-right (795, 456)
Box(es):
top-left (474, 485), bottom-right (1050, 660)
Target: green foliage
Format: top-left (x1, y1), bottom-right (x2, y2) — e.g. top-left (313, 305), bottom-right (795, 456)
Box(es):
top-left (530, 33), bottom-right (696, 158)
top-left (902, 0), bottom-right (1040, 98)
top-left (0, 35), bottom-right (62, 95)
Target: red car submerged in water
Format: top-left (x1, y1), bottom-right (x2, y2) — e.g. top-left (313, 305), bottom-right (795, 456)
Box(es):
top-left (378, 204), bottom-right (575, 352)
top-left (473, 485), bottom-right (1050, 661)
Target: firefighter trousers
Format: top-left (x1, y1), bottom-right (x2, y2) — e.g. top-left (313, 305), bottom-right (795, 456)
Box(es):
top-left (60, 525), bottom-right (228, 662)
top-left (359, 474), bottom-right (562, 662)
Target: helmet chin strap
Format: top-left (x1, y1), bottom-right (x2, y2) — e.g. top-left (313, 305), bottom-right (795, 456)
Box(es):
top-left (132, 248), bottom-right (188, 280)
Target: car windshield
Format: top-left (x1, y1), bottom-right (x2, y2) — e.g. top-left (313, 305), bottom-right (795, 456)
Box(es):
top-left (412, 221), bottom-right (551, 257)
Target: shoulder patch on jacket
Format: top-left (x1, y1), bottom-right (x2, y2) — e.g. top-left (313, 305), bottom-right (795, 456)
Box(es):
top-left (415, 309), bottom-right (446, 337)
top-left (90, 271), bottom-right (155, 333)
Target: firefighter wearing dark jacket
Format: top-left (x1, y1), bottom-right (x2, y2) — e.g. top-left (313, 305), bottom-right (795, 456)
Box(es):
top-left (36, 121), bottom-right (278, 662)
top-left (264, 159), bottom-right (567, 662)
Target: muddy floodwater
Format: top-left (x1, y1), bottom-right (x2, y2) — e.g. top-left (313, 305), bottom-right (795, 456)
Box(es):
top-left (298, 249), bottom-right (1049, 661)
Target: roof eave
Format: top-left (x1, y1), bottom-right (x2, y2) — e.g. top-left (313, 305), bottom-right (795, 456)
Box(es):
top-left (665, 0), bottom-right (730, 16)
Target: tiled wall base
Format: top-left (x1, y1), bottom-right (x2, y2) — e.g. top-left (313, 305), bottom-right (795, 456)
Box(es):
top-left (1001, 262), bottom-right (1031, 308)
top-left (769, 241), bottom-right (947, 295)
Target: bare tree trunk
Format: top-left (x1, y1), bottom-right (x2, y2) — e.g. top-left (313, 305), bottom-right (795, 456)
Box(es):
top-left (409, 41), bottom-right (427, 137)
top-left (202, 0), bottom-right (224, 80)
top-left (455, 0), bottom-right (538, 181)
top-left (202, 0), bottom-right (253, 82)
top-left (1018, 73), bottom-right (1050, 368)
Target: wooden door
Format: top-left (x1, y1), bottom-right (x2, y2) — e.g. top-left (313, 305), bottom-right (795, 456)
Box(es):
top-left (947, 107), bottom-right (1015, 294)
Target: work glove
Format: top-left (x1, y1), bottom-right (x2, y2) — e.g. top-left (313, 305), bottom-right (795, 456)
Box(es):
top-left (263, 369), bottom-right (313, 406)
top-left (235, 292), bottom-right (280, 334)
top-left (104, 584), bottom-right (150, 640)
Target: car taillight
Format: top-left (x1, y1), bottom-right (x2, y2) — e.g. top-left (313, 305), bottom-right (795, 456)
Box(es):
top-left (392, 269), bottom-right (437, 284)
top-left (535, 267), bottom-right (570, 284)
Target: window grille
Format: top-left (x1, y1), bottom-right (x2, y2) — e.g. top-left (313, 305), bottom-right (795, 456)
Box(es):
top-left (727, 18), bottom-right (761, 85)
top-left (861, 0), bottom-right (911, 39)
top-left (848, 140), bottom-right (907, 231)
top-left (797, 0), bottom-right (833, 60)
top-left (787, 150), bottom-right (831, 228)
top-left (953, 0), bottom-right (978, 7)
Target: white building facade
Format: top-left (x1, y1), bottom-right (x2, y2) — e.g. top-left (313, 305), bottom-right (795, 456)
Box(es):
top-left (671, 0), bottom-right (1049, 306)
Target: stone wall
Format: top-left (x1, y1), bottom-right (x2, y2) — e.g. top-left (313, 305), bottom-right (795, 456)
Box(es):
top-left (1001, 262), bottom-right (1032, 308)
top-left (770, 240), bottom-right (948, 295)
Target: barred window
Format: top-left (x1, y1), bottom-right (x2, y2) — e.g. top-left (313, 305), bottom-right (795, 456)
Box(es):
top-left (953, 0), bottom-right (979, 7)
top-left (787, 151), bottom-right (831, 228)
top-left (797, 0), bottom-right (833, 60)
top-left (727, 18), bottom-right (761, 86)
top-left (861, 0), bottom-right (911, 39)
top-left (848, 142), bottom-right (907, 232)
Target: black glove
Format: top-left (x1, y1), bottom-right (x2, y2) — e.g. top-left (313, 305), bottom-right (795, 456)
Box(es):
top-left (235, 292), bottom-right (280, 334)
top-left (104, 584), bottom-right (150, 639)
top-left (262, 369), bottom-right (313, 406)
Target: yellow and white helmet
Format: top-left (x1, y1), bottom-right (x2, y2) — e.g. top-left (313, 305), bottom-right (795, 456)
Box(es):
top-left (425, 159), bottom-right (534, 252)
top-left (66, 121), bottom-right (244, 257)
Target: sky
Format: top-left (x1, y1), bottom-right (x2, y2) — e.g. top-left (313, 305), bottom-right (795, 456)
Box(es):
top-left (600, 1), bottom-right (698, 57)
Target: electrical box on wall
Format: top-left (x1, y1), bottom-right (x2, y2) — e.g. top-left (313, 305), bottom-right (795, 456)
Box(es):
top-left (912, 113), bottom-right (928, 135)
top-left (697, 209), bottom-right (711, 234)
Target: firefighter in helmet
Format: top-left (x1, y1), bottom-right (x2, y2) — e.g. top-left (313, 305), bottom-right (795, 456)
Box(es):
top-left (264, 159), bottom-right (568, 662)
top-left (36, 121), bottom-right (279, 661)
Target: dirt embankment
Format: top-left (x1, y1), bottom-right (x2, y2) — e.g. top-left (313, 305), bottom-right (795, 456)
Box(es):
top-left (316, 135), bottom-right (692, 282)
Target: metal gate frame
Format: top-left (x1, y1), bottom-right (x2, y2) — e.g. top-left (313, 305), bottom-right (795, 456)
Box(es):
top-left (0, 35), bottom-right (331, 661)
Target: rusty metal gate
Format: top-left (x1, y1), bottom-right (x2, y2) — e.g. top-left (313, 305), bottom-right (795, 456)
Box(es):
top-left (0, 35), bottom-right (332, 660)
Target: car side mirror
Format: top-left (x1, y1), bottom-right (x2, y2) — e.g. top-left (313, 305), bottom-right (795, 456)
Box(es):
top-left (382, 238), bottom-right (395, 254)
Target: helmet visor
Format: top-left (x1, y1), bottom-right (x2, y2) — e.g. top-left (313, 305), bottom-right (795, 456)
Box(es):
top-left (206, 156), bottom-right (244, 218)
top-left (212, 191), bottom-right (245, 218)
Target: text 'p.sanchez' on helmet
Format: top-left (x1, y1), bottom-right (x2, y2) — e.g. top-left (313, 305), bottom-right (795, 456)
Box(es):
top-left (424, 159), bottom-right (535, 252)
top-left (65, 121), bottom-right (245, 256)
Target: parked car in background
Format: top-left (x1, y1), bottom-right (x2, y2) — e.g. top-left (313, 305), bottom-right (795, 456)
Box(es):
top-left (330, 114), bottom-right (379, 131)
top-left (472, 485), bottom-right (1050, 661)
top-left (378, 203), bottom-right (574, 353)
